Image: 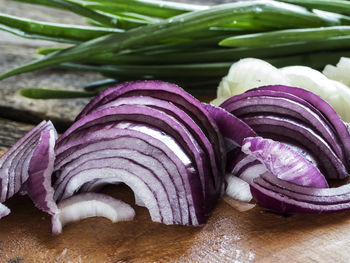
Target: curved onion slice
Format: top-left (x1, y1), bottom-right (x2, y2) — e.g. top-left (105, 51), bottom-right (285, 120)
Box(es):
top-left (250, 173), bottom-right (350, 214)
top-left (255, 85), bottom-right (350, 169)
top-left (51, 193), bottom-right (135, 234)
top-left (242, 137), bottom-right (328, 188)
top-left (243, 115), bottom-right (348, 179)
top-left (76, 80), bottom-right (225, 179)
top-left (54, 127), bottom-right (198, 225)
top-left (92, 96), bottom-right (223, 196)
top-left (27, 129), bottom-right (58, 215)
top-left (220, 89), bottom-right (344, 162)
top-left (56, 104), bottom-right (219, 222)
top-left (0, 121), bottom-right (55, 216)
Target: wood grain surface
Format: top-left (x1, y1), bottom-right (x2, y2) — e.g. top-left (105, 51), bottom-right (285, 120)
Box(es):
top-left (2, 180), bottom-right (350, 263)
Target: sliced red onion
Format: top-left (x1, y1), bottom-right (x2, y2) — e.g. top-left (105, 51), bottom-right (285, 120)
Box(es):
top-left (243, 115), bottom-right (348, 179)
top-left (56, 105), bottom-right (219, 220)
top-left (54, 127), bottom-right (197, 224)
top-left (27, 129), bottom-right (59, 215)
top-left (93, 96), bottom-right (223, 197)
top-left (51, 193), bottom-right (135, 234)
top-left (250, 178), bottom-right (350, 215)
top-left (242, 137), bottom-right (328, 188)
top-left (220, 89), bottom-right (345, 164)
top-left (203, 103), bottom-right (256, 147)
top-left (254, 85), bottom-right (350, 168)
top-left (54, 126), bottom-right (201, 225)
top-left (76, 80), bottom-right (226, 182)
top-left (1, 121), bottom-right (46, 201)
top-left (0, 121), bottom-right (54, 204)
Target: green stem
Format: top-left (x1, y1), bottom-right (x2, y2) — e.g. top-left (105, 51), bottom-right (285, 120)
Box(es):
top-left (0, 13), bottom-right (123, 43)
top-left (220, 26), bottom-right (350, 48)
top-left (12, 0), bottom-right (147, 29)
top-left (0, 0), bottom-right (342, 80)
top-left (78, 0), bottom-right (207, 19)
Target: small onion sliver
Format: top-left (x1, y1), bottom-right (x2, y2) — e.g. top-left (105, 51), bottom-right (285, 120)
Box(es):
top-left (225, 174), bottom-right (252, 202)
top-left (51, 192), bottom-right (135, 235)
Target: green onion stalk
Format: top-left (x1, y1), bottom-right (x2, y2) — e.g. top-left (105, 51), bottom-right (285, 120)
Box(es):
top-left (1, 0), bottom-right (350, 99)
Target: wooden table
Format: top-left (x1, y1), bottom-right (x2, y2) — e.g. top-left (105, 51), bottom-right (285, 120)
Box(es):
top-left (1, 0), bottom-right (350, 262)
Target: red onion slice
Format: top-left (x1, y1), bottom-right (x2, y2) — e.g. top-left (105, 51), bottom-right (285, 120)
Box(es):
top-left (51, 193), bottom-right (135, 234)
top-left (54, 127), bottom-right (200, 225)
top-left (243, 115), bottom-right (348, 179)
top-left (242, 137), bottom-right (328, 188)
top-left (56, 105), bottom-right (218, 220)
top-left (27, 129), bottom-right (59, 215)
top-left (94, 96), bottom-right (224, 196)
top-left (221, 89), bottom-right (345, 163)
top-left (0, 121), bottom-right (54, 202)
top-left (254, 85), bottom-right (350, 168)
top-left (76, 80), bottom-right (225, 180)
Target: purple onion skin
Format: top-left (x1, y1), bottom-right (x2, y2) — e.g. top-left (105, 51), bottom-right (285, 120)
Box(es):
top-left (203, 103), bottom-right (256, 147)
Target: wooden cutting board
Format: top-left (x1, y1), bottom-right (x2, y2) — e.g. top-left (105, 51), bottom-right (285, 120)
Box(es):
top-left (1, 146), bottom-right (350, 262)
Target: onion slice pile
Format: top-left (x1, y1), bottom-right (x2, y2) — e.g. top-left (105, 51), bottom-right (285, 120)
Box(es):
top-left (219, 85), bottom-right (350, 215)
top-left (53, 80), bottom-right (226, 226)
top-left (51, 193), bottom-right (135, 235)
top-left (220, 85), bottom-right (350, 180)
top-left (0, 120), bottom-right (55, 217)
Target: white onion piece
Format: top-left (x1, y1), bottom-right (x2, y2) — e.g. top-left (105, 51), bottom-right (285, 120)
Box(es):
top-left (61, 168), bottom-right (163, 223)
top-left (280, 66), bottom-right (350, 122)
top-left (211, 58), bottom-right (288, 105)
top-left (323, 57), bottom-right (350, 88)
top-left (0, 203), bottom-right (10, 219)
top-left (239, 164), bottom-right (267, 184)
top-left (51, 193), bottom-right (135, 234)
top-left (225, 174), bottom-right (252, 202)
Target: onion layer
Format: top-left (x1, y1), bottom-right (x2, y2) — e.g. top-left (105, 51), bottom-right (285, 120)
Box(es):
top-left (51, 193), bottom-right (135, 235)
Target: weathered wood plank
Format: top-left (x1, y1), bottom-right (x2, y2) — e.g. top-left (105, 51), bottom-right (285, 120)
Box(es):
top-left (0, 117), bottom-right (33, 150)
top-left (1, 183), bottom-right (350, 263)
